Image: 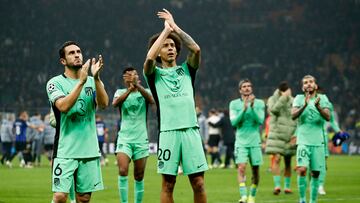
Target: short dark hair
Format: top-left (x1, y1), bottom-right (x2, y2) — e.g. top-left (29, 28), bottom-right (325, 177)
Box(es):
top-left (148, 32), bottom-right (182, 63)
top-left (238, 78), bottom-right (252, 88)
top-left (122, 67), bottom-right (136, 75)
top-left (59, 41), bottom-right (80, 59)
top-left (278, 81), bottom-right (289, 92)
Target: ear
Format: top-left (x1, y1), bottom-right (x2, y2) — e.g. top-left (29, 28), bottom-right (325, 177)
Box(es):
top-left (315, 84), bottom-right (318, 90)
top-left (60, 58), bottom-right (66, 66)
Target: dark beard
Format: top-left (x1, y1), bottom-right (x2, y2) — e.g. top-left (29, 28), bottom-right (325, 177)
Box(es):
top-left (68, 64), bottom-right (82, 70)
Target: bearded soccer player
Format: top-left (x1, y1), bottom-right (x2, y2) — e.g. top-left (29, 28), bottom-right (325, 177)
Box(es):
top-left (112, 67), bottom-right (154, 203)
top-left (46, 41), bottom-right (109, 203)
top-left (143, 9), bottom-right (208, 203)
top-left (229, 79), bottom-right (265, 203)
top-left (292, 75), bottom-right (330, 203)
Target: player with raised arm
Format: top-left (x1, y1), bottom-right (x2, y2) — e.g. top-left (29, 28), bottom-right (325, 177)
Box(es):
top-left (46, 41), bottom-right (109, 203)
top-left (112, 67), bottom-right (154, 203)
top-left (229, 79), bottom-right (265, 203)
top-left (292, 75), bottom-right (330, 203)
top-left (143, 9), bottom-right (208, 203)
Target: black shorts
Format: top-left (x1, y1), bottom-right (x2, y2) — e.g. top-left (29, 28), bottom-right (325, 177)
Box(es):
top-left (15, 142), bottom-right (26, 152)
top-left (44, 144), bottom-right (54, 151)
top-left (208, 134), bottom-right (221, 147)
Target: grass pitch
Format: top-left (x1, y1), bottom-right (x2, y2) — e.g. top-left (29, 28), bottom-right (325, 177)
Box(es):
top-left (0, 155), bottom-right (360, 203)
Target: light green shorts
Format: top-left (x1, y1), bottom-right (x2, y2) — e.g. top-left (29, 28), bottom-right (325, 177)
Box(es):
top-left (234, 146), bottom-right (263, 166)
top-left (52, 157), bottom-right (103, 193)
top-left (115, 142), bottom-right (149, 160)
top-left (296, 145), bottom-right (325, 171)
top-left (158, 127), bottom-right (208, 176)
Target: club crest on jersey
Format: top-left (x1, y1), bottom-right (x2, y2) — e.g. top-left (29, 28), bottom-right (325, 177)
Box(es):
top-left (176, 67), bottom-right (185, 76)
top-left (54, 178), bottom-right (60, 186)
top-left (85, 87), bottom-right (93, 96)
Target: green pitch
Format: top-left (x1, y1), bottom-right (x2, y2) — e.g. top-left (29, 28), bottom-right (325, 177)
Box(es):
top-left (1, 155), bottom-right (360, 203)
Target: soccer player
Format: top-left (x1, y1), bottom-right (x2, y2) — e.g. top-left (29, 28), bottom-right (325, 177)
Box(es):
top-left (143, 9), bottom-right (208, 203)
top-left (112, 67), bottom-right (154, 203)
top-left (229, 79), bottom-right (265, 203)
top-left (265, 81), bottom-right (297, 195)
top-left (9, 111), bottom-right (39, 167)
top-left (0, 113), bottom-right (15, 168)
top-left (95, 115), bottom-right (109, 166)
top-left (292, 75), bottom-right (330, 203)
top-left (46, 41), bottom-right (109, 203)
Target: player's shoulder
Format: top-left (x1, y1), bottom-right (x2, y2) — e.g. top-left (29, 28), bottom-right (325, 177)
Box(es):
top-left (229, 98), bottom-right (241, 106)
top-left (255, 98), bottom-right (265, 104)
top-left (294, 94), bottom-right (305, 99)
top-left (47, 74), bottom-right (64, 84)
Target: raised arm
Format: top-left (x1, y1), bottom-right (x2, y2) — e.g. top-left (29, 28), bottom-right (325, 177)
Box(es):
top-left (144, 21), bottom-right (173, 75)
top-left (158, 9), bottom-right (201, 69)
top-left (292, 94), bottom-right (309, 120)
top-left (229, 100), bottom-right (247, 127)
top-left (112, 88), bottom-right (132, 108)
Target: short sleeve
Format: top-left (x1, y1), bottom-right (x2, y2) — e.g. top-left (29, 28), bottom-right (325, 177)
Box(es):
top-left (46, 79), bottom-right (65, 105)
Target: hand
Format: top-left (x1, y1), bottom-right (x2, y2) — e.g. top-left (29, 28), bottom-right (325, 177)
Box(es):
top-left (164, 21), bottom-right (173, 32)
top-left (158, 8), bottom-right (177, 30)
top-left (290, 136), bottom-right (297, 146)
top-left (243, 96), bottom-right (248, 110)
top-left (314, 97), bottom-right (321, 107)
top-left (304, 92), bottom-right (311, 105)
top-left (80, 59), bottom-right (90, 84)
top-left (248, 94), bottom-right (255, 107)
top-left (128, 83), bottom-right (136, 91)
top-left (91, 55), bottom-right (104, 79)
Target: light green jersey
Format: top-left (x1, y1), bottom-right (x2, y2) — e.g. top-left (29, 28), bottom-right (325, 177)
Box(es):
top-left (46, 74), bottom-right (100, 158)
top-left (144, 62), bottom-right (198, 131)
top-left (114, 89), bottom-right (150, 143)
top-left (293, 94), bottom-right (331, 146)
top-left (229, 98), bottom-right (265, 147)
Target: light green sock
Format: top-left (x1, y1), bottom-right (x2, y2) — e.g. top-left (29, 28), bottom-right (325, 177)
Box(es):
top-left (250, 184), bottom-right (258, 197)
top-left (319, 166), bottom-right (326, 187)
top-left (118, 176), bottom-right (128, 203)
top-left (273, 175), bottom-right (281, 188)
top-left (310, 177), bottom-right (320, 203)
top-left (284, 177), bottom-right (291, 189)
top-left (134, 180), bottom-right (144, 203)
top-left (69, 181), bottom-right (75, 201)
top-left (297, 175), bottom-right (307, 202)
top-left (239, 182), bottom-right (247, 197)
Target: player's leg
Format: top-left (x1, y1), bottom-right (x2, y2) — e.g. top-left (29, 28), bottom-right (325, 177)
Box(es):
top-left (51, 158), bottom-right (78, 203)
top-left (75, 158), bottom-right (103, 202)
top-left (188, 172), bottom-right (206, 203)
top-left (161, 174), bottom-right (176, 203)
top-left (248, 147), bottom-right (263, 203)
top-left (296, 145), bottom-right (309, 203)
top-left (116, 146), bottom-right (131, 203)
top-left (318, 157), bottom-right (328, 195)
top-left (235, 146), bottom-right (249, 203)
top-left (133, 143), bottom-right (149, 203)
top-left (283, 155), bottom-right (293, 194)
top-left (271, 153), bottom-right (281, 195)
top-left (309, 146), bottom-right (325, 203)
top-left (181, 128), bottom-right (208, 202)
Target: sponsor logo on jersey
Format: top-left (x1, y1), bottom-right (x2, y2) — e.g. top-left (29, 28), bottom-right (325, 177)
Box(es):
top-left (158, 160), bottom-right (164, 169)
top-left (54, 178), bottom-right (60, 186)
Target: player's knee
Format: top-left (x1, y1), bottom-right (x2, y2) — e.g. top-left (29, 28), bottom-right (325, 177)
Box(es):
top-left (76, 193), bottom-right (91, 203)
top-left (118, 166), bottom-right (129, 176)
top-left (191, 177), bottom-right (205, 194)
top-left (311, 170), bottom-right (320, 178)
top-left (297, 167), bottom-right (307, 175)
top-left (134, 170), bottom-right (145, 181)
top-left (162, 176), bottom-right (176, 193)
top-left (53, 192), bottom-right (67, 203)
